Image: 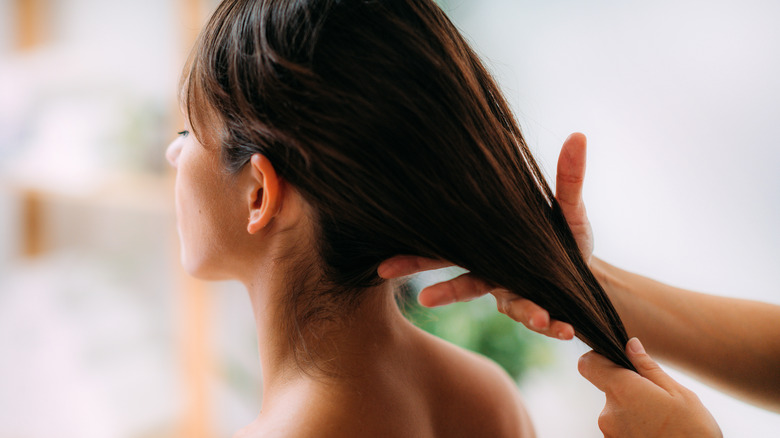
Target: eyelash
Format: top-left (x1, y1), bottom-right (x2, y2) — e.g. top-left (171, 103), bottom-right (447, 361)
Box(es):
top-left (177, 130), bottom-right (189, 137)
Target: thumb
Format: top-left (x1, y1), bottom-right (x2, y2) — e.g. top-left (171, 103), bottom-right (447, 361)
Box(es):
top-left (556, 132), bottom-right (587, 207)
top-left (626, 338), bottom-right (679, 392)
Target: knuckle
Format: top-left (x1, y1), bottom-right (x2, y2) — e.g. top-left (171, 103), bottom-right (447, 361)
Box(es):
top-left (496, 298), bottom-right (509, 314)
top-left (636, 358), bottom-right (661, 375)
top-left (491, 288), bottom-right (507, 299)
top-left (502, 302), bottom-right (517, 319)
top-left (441, 279), bottom-right (460, 302)
top-left (463, 274), bottom-right (489, 297)
top-left (503, 299), bottom-right (526, 322)
top-left (577, 352), bottom-right (592, 375)
top-left (679, 386), bottom-right (701, 403)
top-left (557, 173), bottom-right (585, 185)
top-left (597, 410), bottom-right (613, 433)
top-left (516, 299), bottom-right (537, 315)
top-left (453, 276), bottom-right (475, 302)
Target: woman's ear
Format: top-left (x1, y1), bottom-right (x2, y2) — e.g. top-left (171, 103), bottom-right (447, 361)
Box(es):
top-left (247, 153), bottom-right (280, 234)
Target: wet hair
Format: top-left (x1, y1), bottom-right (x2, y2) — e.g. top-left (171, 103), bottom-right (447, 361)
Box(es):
top-left (183, 0), bottom-right (636, 371)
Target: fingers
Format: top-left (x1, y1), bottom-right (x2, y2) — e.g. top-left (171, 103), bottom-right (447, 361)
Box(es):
top-left (555, 133), bottom-right (594, 259)
top-left (580, 339), bottom-right (680, 398)
top-left (492, 290), bottom-right (575, 340)
top-left (377, 255), bottom-right (454, 279)
top-left (584, 344), bottom-right (721, 438)
top-left (417, 272), bottom-right (492, 307)
top-left (379, 256), bottom-right (576, 341)
top-left (625, 338), bottom-right (679, 392)
top-left (548, 320), bottom-right (575, 340)
top-left (578, 350), bottom-right (620, 393)
top-left (555, 132), bottom-right (587, 211)
top-left (578, 350), bottom-right (635, 394)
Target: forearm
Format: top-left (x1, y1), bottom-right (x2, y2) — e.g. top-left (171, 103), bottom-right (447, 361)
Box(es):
top-left (591, 257), bottom-right (780, 411)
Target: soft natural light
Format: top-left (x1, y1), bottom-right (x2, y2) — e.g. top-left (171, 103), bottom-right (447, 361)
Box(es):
top-left (1, 0), bottom-right (778, 437)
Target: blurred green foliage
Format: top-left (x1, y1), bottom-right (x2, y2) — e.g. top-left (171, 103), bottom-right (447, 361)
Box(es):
top-left (399, 270), bottom-right (554, 382)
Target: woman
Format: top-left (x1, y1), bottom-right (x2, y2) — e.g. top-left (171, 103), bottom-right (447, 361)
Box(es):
top-left (166, 0), bottom-right (633, 436)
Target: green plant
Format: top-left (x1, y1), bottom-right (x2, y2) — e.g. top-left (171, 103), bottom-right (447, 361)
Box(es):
top-left (399, 272), bottom-right (554, 382)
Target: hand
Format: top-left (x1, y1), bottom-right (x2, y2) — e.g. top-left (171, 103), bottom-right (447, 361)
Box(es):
top-left (578, 338), bottom-right (722, 438)
top-left (377, 133), bottom-right (592, 341)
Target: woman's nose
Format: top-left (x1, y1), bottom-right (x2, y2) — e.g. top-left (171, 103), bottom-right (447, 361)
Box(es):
top-left (166, 138), bottom-right (182, 168)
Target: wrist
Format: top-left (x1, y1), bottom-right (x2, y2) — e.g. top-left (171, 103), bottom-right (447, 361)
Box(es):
top-left (590, 257), bottom-right (616, 294)
top-left (590, 256), bottom-right (632, 323)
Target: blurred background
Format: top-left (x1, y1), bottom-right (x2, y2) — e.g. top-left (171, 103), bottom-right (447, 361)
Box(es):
top-left (0, 0), bottom-right (778, 436)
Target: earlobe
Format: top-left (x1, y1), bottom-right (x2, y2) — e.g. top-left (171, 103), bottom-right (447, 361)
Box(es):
top-left (247, 154), bottom-right (280, 234)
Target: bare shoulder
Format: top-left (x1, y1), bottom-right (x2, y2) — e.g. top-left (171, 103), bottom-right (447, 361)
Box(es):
top-left (418, 330), bottom-right (537, 438)
top-left (235, 330), bottom-right (536, 438)
top-left (236, 381), bottom-right (423, 438)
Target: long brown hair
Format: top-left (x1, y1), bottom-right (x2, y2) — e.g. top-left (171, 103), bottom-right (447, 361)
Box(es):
top-left (183, 0), bottom-right (636, 371)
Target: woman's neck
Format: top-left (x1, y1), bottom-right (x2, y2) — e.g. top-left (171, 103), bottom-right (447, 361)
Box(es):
top-left (242, 269), bottom-right (414, 410)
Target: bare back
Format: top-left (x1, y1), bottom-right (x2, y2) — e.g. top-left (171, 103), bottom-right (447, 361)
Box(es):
top-left (242, 324), bottom-right (535, 438)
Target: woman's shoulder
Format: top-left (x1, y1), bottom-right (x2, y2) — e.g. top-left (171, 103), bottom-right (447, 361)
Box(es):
top-left (237, 328), bottom-right (536, 438)
top-left (235, 377), bottom-right (427, 438)
top-left (416, 329), bottom-right (537, 438)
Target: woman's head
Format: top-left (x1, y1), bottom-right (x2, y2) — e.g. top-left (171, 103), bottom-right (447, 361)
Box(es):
top-left (176, 0), bottom-right (636, 370)
top-left (166, 124), bottom-right (295, 280)
top-left (182, 0), bottom-right (540, 288)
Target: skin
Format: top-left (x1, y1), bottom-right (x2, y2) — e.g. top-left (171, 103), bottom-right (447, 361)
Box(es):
top-left (591, 257), bottom-right (780, 413)
top-left (166, 119), bottom-right (536, 438)
top-left (579, 338), bottom-right (720, 438)
top-left (380, 132), bottom-right (780, 436)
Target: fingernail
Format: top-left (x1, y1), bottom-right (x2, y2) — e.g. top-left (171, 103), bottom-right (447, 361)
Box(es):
top-left (627, 337), bottom-right (645, 354)
top-left (558, 329), bottom-right (574, 340)
top-left (377, 264), bottom-right (392, 278)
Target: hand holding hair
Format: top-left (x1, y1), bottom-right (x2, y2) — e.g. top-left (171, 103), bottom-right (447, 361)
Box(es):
top-left (378, 132), bottom-right (592, 341)
top-left (578, 338), bottom-right (722, 438)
